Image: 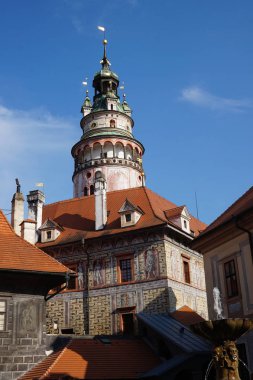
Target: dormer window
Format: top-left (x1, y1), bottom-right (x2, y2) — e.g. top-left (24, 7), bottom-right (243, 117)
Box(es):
top-left (164, 205), bottom-right (191, 234)
top-left (118, 199), bottom-right (144, 228)
top-left (125, 213), bottom-right (131, 222)
top-left (39, 218), bottom-right (63, 243)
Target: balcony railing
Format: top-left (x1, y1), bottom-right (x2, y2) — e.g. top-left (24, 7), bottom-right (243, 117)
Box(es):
top-left (74, 157), bottom-right (142, 174)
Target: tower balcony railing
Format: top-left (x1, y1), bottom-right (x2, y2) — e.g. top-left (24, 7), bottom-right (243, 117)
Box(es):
top-left (74, 157), bottom-right (143, 174)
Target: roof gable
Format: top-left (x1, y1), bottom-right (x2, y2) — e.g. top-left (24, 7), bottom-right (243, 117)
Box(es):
top-left (39, 218), bottom-right (63, 231)
top-left (118, 198), bottom-right (143, 214)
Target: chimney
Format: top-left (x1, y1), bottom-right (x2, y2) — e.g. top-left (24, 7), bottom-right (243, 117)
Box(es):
top-left (20, 220), bottom-right (37, 245)
top-left (11, 178), bottom-right (24, 236)
top-left (27, 190), bottom-right (45, 241)
top-left (94, 171), bottom-right (107, 230)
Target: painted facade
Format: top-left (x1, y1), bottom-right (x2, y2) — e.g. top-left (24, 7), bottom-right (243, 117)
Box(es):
top-left (45, 226), bottom-right (207, 336)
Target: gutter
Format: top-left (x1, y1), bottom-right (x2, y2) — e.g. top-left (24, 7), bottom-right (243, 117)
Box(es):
top-left (234, 216), bottom-right (253, 264)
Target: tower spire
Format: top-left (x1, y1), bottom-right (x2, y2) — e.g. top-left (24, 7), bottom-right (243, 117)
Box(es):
top-left (97, 26), bottom-right (110, 69)
top-left (100, 39), bottom-right (111, 69)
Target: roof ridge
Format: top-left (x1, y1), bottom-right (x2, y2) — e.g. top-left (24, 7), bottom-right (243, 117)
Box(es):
top-left (204, 186), bottom-right (253, 233)
top-left (44, 187), bottom-right (144, 208)
top-left (143, 187), bottom-right (167, 224)
top-left (41, 339), bottom-right (73, 379)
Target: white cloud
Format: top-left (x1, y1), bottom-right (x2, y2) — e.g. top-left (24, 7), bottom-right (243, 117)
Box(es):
top-left (180, 86), bottom-right (253, 112)
top-left (0, 103), bottom-right (78, 213)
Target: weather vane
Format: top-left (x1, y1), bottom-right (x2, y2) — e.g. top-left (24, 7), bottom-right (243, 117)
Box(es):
top-left (97, 25), bottom-right (106, 40)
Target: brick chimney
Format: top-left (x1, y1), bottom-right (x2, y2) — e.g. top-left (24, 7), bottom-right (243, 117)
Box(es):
top-left (94, 171), bottom-right (107, 230)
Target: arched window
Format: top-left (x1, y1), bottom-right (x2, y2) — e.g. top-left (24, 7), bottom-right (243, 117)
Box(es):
top-left (90, 185), bottom-right (94, 195)
top-left (126, 145), bottom-right (133, 160)
top-left (92, 143), bottom-right (102, 159)
top-left (83, 146), bottom-right (91, 162)
top-left (115, 142), bottom-right (124, 159)
top-left (103, 142), bottom-right (114, 158)
top-left (84, 187), bottom-right (88, 196)
top-left (110, 119), bottom-right (116, 128)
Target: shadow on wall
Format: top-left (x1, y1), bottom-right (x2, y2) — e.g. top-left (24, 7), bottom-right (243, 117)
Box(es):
top-left (142, 287), bottom-right (177, 315)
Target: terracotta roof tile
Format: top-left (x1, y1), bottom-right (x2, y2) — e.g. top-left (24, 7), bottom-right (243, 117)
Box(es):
top-left (164, 206), bottom-right (185, 219)
top-left (38, 187), bottom-right (206, 248)
top-left (0, 210), bottom-right (68, 274)
top-left (170, 305), bottom-right (205, 326)
top-left (19, 338), bottom-right (161, 379)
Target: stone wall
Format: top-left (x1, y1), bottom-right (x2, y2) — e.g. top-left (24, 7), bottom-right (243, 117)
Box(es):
top-left (0, 294), bottom-right (46, 380)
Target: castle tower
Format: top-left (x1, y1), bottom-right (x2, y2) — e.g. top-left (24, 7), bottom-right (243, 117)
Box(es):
top-left (72, 39), bottom-right (145, 197)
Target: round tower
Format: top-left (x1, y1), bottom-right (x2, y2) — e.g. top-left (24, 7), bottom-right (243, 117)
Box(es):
top-left (72, 39), bottom-right (145, 197)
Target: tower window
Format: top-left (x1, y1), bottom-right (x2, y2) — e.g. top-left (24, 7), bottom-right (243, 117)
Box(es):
top-left (110, 119), bottom-right (116, 128)
top-left (84, 187), bottom-right (88, 196)
top-left (47, 231), bottom-right (52, 240)
top-left (111, 104), bottom-right (114, 110)
top-left (90, 185), bottom-right (94, 195)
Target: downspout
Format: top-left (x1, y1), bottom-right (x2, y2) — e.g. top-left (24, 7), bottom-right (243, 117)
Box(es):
top-left (234, 217), bottom-right (253, 264)
top-left (82, 237), bottom-right (90, 335)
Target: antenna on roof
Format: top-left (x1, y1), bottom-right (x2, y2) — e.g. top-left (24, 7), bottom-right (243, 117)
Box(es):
top-left (195, 191), bottom-right (199, 220)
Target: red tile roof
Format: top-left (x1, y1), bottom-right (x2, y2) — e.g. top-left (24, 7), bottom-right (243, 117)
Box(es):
top-left (38, 187), bottom-right (206, 248)
top-left (170, 305), bottom-right (205, 326)
top-left (19, 338), bottom-right (161, 379)
top-left (196, 186), bottom-right (253, 237)
top-left (164, 206), bottom-right (185, 219)
top-left (0, 210), bottom-right (69, 274)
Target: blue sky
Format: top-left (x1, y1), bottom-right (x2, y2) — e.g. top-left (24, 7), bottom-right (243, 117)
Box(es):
top-left (0, 0), bottom-right (253, 224)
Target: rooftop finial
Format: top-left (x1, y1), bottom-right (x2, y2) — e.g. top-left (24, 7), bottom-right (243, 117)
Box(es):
top-left (97, 26), bottom-right (110, 68)
top-left (15, 178), bottom-right (21, 193)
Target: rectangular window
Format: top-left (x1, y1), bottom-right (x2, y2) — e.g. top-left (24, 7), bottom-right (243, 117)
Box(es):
top-left (224, 259), bottom-right (239, 298)
top-left (183, 260), bottom-right (190, 284)
top-left (119, 258), bottom-right (133, 283)
top-left (47, 231), bottom-right (52, 240)
top-left (0, 301), bottom-right (6, 331)
top-left (125, 213), bottom-right (131, 222)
